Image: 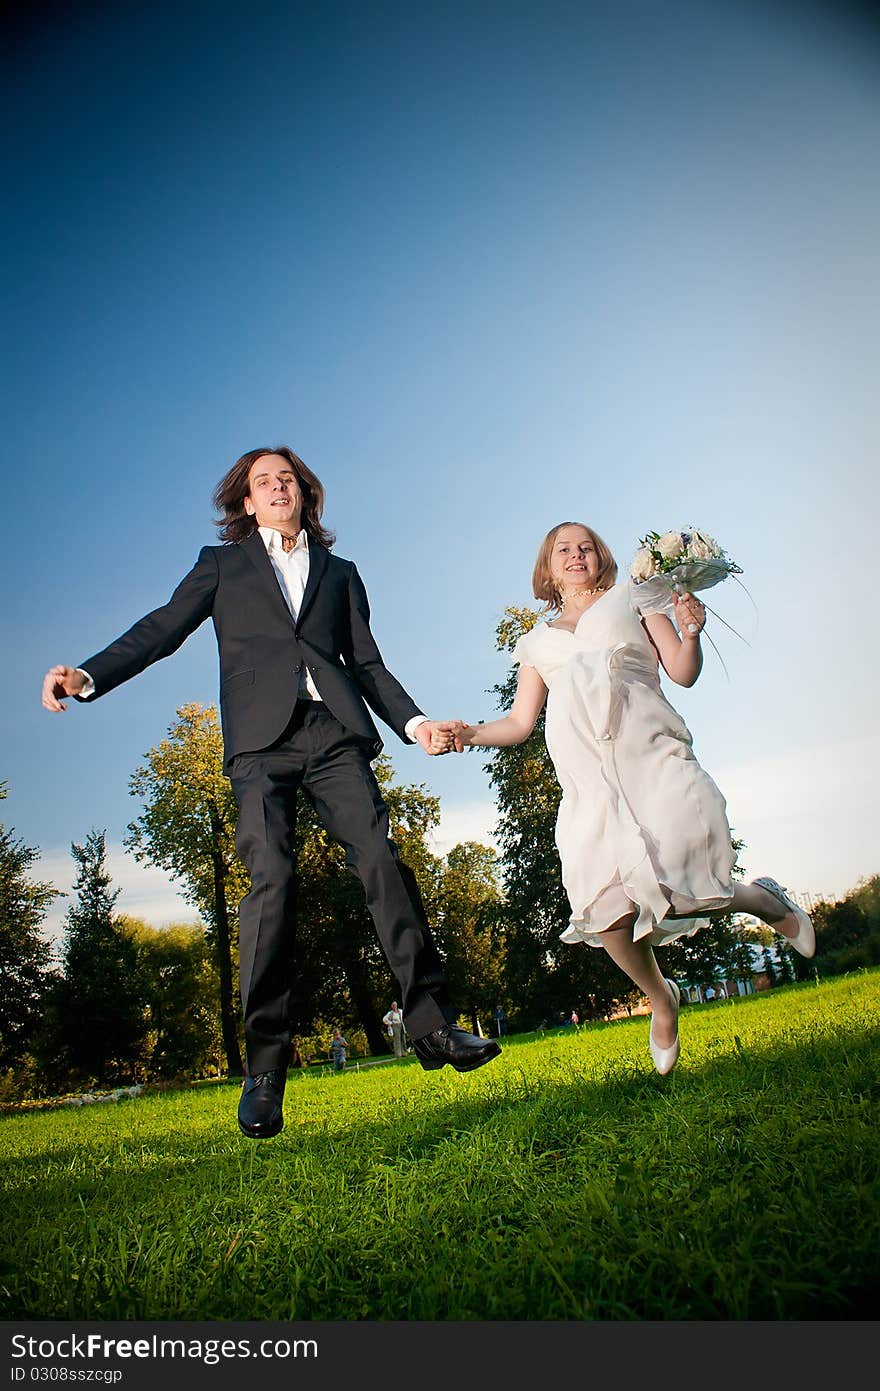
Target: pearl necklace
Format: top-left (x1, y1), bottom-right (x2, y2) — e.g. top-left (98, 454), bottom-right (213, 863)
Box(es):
top-left (560, 585), bottom-right (604, 612)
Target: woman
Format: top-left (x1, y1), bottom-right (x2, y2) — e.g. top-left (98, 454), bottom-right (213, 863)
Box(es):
top-left (447, 522), bottom-right (814, 1074)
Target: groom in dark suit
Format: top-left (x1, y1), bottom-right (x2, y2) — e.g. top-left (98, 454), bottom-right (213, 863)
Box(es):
top-left (42, 445), bottom-right (500, 1137)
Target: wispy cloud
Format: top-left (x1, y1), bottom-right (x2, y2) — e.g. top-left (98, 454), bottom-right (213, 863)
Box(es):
top-left (712, 735), bottom-right (878, 900)
top-left (38, 844), bottom-right (198, 944)
top-left (428, 804), bottom-right (500, 858)
top-left (428, 735), bottom-right (878, 902)
top-left (36, 734), bottom-right (876, 948)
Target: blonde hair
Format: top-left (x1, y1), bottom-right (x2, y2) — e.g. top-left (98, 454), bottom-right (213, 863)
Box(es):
top-left (532, 522), bottom-right (618, 612)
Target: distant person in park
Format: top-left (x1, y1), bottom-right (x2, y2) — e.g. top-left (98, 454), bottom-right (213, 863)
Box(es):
top-left (382, 1000), bottom-right (406, 1058)
top-left (493, 1004), bottom-right (507, 1038)
top-left (330, 1029), bottom-right (348, 1073)
top-left (40, 445), bottom-right (500, 1139)
top-left (444, 521), bottom-right (815, 1076)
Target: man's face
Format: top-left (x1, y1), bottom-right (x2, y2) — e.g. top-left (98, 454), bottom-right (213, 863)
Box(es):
top-left (244, 453), bottom-right (303, 532)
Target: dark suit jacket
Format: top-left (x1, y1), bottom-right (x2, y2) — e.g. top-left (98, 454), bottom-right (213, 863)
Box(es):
top-left (79, 531), bottom-right (423, 766)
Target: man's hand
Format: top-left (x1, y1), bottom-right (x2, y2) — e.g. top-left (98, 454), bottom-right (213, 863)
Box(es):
top-left (41, 665), bottom-right (86, 712)
top-left (413, 720), bottom-right (461, 756)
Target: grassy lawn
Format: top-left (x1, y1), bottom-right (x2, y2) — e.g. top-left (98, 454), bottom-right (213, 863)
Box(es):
top-left (2, 970), bottom-right (879, 1321)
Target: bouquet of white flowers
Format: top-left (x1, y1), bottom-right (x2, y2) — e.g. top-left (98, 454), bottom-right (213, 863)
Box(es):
top-left (630, 527), bottom-right (742, 594)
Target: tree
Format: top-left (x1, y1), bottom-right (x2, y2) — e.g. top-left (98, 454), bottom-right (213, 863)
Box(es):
top-left (0, 782), bottom-right (59, 1069)
top-left (288, 757), bottom-right (446, 1054)
top-left (289, 814), bottom-right (385, 1052)
top-left (126, 703), bottom-right (455, 1058)
top-left (42, 830), bottom-right (145, 1086)
top-left (121, 916), bottom-right (223, 1079)
top-left (775, 940), bottom-right (797, 983)
top-left (483, 608), bottom-right (629, 1027)
top-left (807, 877), bottom-right (880, 978)
top-left (848, 875), bottom-right (880, 925)
top-left (434, 842), bottom-right (505, 1036)
top-left (125, 704), bottom-right (246, 1075)
top-left (482, 607), bottom-right (758, 1024)
top-left (760, 947), bottom-right (779, 986)
top-left (662, 836), bottom-right (756, 991)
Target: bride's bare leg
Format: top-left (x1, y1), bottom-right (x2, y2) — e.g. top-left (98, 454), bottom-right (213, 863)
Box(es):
top-left (668, 882), bottom-right (804, 941)
top-left (729, 882), bottom-right (805, 939)
top-left (600, 914), bottom-right (678, 1049)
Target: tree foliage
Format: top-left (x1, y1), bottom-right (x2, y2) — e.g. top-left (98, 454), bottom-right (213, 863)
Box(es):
top-left (480, 608), bottom-right (634, 1025)
top-left (289, 756), bottom-right (446, 1053)
top-left (806, 875), bottom-right (880, 978)
top-left (121, 916), bottom-right (224, 1079)
top-left (661, 835), bottom-right (756, 990)
top-left (40, 830), bottom-right (145, 1087)
top-left (482, 607), bottom-right (759, 1025)
top-left (125, 704), bottom-right (244, 1074)
top-left (433, 841), bottom-right (505, 1035)
top-left (124, 705), bottom-right (468, 1059)
top-left (0, 782), bottom-right (59, 1069)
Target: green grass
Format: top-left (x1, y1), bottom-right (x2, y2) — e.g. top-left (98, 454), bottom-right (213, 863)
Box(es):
top-left (3, 971), bottom-right (879, 1320)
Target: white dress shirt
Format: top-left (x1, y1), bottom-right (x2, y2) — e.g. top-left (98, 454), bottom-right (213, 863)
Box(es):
top-left (260, 526), bottom-right (322, 701)
top-left (78, 525), bottom-right (427, 742)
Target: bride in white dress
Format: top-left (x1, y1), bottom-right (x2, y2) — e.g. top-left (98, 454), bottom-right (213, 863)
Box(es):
top-left (448, 522), bottom-right (815, 1074)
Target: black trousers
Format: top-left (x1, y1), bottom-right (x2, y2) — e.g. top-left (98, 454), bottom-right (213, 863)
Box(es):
top-left (229, 701), bottom-right (453, 1073)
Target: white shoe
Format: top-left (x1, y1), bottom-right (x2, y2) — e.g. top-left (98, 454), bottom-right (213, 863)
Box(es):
top-left (752, 877), bottom-right (816, 959)
top-left (649, 978), bottom-right (681, 1076)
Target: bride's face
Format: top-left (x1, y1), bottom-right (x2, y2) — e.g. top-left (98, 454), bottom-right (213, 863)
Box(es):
top-left (550, 526), bottom-right (599, 590)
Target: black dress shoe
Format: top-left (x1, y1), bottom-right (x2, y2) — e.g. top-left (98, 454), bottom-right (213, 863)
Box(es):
top-left (412, 1025), bottom-right (501, 1073)
top-left (238, 1068), bottom-right (286, 1139)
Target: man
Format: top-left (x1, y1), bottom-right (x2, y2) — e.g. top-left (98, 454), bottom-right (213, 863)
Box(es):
top-left (382, 1000), bottom-right (406, 1058)
top-left (329, 1029), bottom-right (347, 1073)
top-left (42, 445), bottom-right (500, 1138)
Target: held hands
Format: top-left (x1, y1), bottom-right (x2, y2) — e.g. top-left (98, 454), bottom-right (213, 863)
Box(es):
top-left (451, 721), bottom-right (476, 752)
top-left (41, 665), bottom-right (86, 712)
top-left (673, 592), bottom-right (706, 639)
top-left (414, 720), bottom-right (463, 756)
top-left (414, 720), bottom-right (477, 756)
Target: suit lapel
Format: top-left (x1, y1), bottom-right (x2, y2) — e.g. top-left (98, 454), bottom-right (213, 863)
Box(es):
top-left (239, 531), bottom-right (297, 629)
top-left (296, 541), bottom-right (328, 631)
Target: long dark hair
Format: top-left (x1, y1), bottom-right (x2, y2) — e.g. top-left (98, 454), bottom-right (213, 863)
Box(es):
top-left (213, 446), bottom-right (335, 548)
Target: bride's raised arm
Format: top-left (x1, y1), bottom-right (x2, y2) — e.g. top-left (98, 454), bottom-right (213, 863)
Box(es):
top-left (642, 591), bottom-right (705, 688)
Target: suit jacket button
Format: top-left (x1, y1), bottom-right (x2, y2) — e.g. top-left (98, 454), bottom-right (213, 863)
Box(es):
top-left (293, 663), bottom-right (301, 673)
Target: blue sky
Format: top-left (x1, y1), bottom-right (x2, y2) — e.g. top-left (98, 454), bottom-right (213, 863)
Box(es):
top-left (4, 0), bottom-right (878, 935)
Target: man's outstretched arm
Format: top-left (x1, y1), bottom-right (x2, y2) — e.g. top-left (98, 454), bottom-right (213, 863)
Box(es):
top-left (40, 548), bottom-right (219, 711)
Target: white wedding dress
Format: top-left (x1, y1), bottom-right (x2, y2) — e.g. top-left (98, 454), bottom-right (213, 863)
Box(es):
top-left (512, 578), bottom-right (734, 947)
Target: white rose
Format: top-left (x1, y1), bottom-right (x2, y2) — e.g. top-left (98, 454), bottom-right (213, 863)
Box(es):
top-left (657, 531), bottom-right (684, 561)
top-left (630, 548), bottom-right (657, 581)
top-left (687, 529), bottom-right (717, 561)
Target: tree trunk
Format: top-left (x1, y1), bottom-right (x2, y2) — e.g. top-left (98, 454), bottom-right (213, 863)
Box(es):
top-left (210, 810), bottom-right (243, 1076)
top-left (336, 922), bottom-right (389, 1056)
